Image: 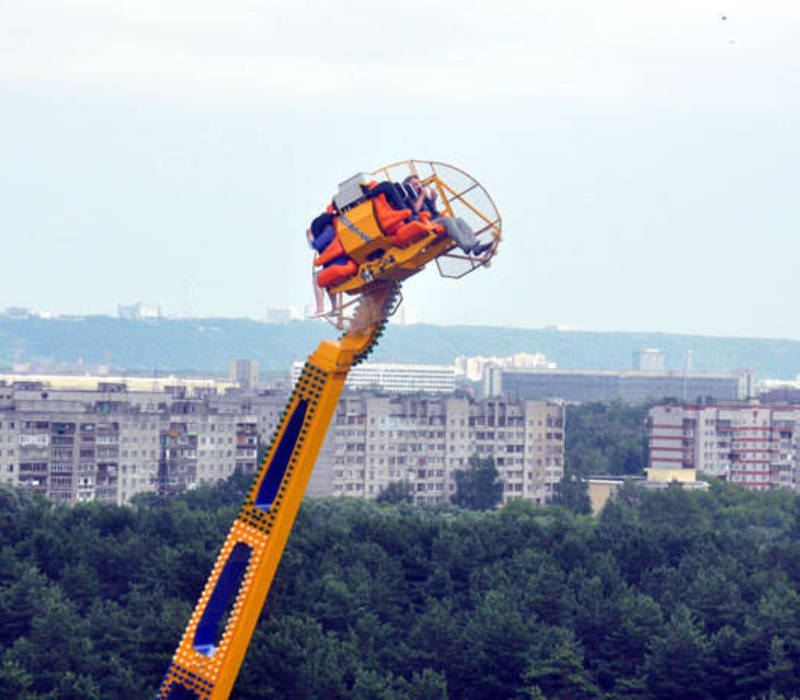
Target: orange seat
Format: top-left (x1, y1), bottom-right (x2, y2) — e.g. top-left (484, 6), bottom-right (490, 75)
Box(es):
top-left (314, 236), bottom-right (345, 267)
top-left (318, 259), bottom-right (358, 288)
top-left (391, 220), bottom-right (432, 247)
top-left (372, 194), bottom-right (411, 236)
top-left (414, 210), bottom-right (445, 236)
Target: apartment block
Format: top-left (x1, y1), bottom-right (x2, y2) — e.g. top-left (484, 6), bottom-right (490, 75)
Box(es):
top-left (648, 402), bottom-right (800, 491)
top-left (228, 359), bottom-right (260, 390)
top-left (292, 361), bottom-right (456, 394)
top-left (0, 381), bottom-right (259, 505)
top-left (0, 375), bottom-right (566, 508)
top-left (486, 367), bottom-right (749, 403)
top-left (307, 393), bottom-right (566, 505)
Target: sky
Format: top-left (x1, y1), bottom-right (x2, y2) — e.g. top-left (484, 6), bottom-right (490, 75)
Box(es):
top-left (2, 0), bottom-right (800, 338)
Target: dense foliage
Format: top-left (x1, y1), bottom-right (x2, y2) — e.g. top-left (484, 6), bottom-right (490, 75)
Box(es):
top-left (4, 476), bottom-right (800, 698)
top-left (551, 476), bottom-right (593, 515)
top-left (376, 481), bottom-right (414, 504)
top-left (451, 455), bottom-right (504, 510)
top-left (3, 316), bottom-right (800, 376)
top-left (564, 400), bottom-right (650, 479)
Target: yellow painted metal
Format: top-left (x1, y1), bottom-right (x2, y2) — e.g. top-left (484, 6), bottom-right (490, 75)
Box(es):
top-left (332, 224), bottom-right (456, 295)
top-left (156, 284), bottom-right (397, 700)
top-left (328, 165), bottom-right (500, 297)
top-left (158, 159), bottom-right (502, 699)
top-left (334, 200), bottom-right (388, 264)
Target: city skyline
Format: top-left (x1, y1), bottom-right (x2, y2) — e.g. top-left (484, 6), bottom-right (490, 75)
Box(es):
top-left (8, 299), bottom-right (800, 345)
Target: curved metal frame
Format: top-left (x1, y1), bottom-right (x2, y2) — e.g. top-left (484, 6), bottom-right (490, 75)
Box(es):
top-left (313, 160), bottom-right (502, 330)
top-left (373, 159), bottom-right (503, 270)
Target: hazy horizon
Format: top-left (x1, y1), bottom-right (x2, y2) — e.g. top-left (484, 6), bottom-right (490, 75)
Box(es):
top-left (4, 1), bottom-right (800, 338)
top-left (7, 309), bottom-right (800, 345)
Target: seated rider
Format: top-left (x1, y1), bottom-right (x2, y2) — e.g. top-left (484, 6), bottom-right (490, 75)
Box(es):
top-left (403, 175), bottom-right (492, 256)
top-left (307, 228), bottom-right (330, 314)
top-left (363, 181), bottom-right (409, 213)
top-left (307, 214), bottom-right (340, 313)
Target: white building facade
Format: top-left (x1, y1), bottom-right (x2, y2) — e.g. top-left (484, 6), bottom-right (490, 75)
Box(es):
top-left (292, 361), bottom-right (456, 394)
top-left (455, 352), bottom-right (555, 383)
top-left (0, 382), bottom-right (259, 505)
top-left (308, 393), bottom-right (566, 505)
top-left (648, 402), bottom-right (800, 491)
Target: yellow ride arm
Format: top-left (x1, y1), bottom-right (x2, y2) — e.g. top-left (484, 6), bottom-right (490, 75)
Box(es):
top-left (155, 283), bottom-right (397, 700)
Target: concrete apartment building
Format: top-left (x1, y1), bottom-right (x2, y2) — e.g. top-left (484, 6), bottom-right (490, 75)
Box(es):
top-left (485, 366), bottom-right (749, 403)
top-left (307, 393), bottom-right (566, 505)
top-left (648, 402), bottom-right (800, 491)
top-left (228, 359), bottom-right (260, 390)
top-left (0, 381), bottom-right (261, 505)
top-left (292, 361), bottom-right (456, 394)
top-left (0, 370), bottom-right (566, 508)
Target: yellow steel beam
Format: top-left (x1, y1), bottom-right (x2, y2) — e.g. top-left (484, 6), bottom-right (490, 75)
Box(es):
top-left (156, 284), bottom-right (396, 700)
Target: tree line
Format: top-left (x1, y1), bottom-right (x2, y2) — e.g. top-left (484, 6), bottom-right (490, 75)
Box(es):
top-left (3, 464), bottom-right (800, 698)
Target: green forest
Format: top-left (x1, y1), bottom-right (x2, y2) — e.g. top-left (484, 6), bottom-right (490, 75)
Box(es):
top-left (565, 401), bottom-right (650, 479)
top-left (3, 468), bottom-right (800, 699)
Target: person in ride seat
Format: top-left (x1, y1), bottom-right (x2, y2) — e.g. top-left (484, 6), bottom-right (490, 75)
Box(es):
top-left (307, 209), bottom-right (345, 313)
top-left (363, 181), bottom-right (410, 213)
top-left (403, 175), bottom-right (492, 256)
top-left (307, 227), bottom-right (331, 314)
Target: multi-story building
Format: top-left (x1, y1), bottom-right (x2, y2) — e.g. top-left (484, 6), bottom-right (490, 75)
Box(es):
top-left (648, 402), bottom-right (800, 491)
top-left (486, 367), bottom-right (750, 403)
top-left (633, 348), bottom-right (666, 373)
top-left (0, 372), bottom-right (237, 394)
top-left (206, 388), bottom-right (286, 454)
top-left (0, 375), bottom-right (566, 508)
top-left (0, 381), bottom-right (259, 505)
top-left (307, 393), bottom-right (565, 505)
top-left (228, 359), bottom-right (260, 390)
top-left (455, 353), bottom-right (556, 383)
top-left (292, 361), bottom-right (456, 394)
top-left (759, 376), bottom-right (800, 404)
top-left (117, 302), bottom-right (161, 320)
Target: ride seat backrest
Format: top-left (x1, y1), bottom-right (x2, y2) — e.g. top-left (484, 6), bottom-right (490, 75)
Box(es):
top-left (317, 257), bottom-right (358, 288)
top-left (363, 181), bottom-right (408, 212)
top-left (371, 194), bottom-right (411, 236)
top-left (391, 219), bottom-right (431, 247)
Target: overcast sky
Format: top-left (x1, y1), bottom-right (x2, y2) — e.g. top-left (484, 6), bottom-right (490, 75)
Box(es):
top-left (2, 1), bottom-right (800, 338)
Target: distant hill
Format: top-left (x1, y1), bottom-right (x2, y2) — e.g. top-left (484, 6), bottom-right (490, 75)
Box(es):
top-left (1, 316), bottom-right (800, 379)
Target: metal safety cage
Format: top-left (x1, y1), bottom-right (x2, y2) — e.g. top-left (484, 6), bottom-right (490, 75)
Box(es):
top-left (372, 159), bottom-right (502, 279)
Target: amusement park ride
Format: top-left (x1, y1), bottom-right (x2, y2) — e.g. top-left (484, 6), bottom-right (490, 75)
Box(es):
top-left (156, 160), bottom-right (502, 699)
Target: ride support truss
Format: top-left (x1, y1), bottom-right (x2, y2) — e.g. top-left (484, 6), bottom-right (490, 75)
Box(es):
top-left (156, 283), bottom-right (398, 699)
top-left (156, 159), bottom-right (500, 699)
